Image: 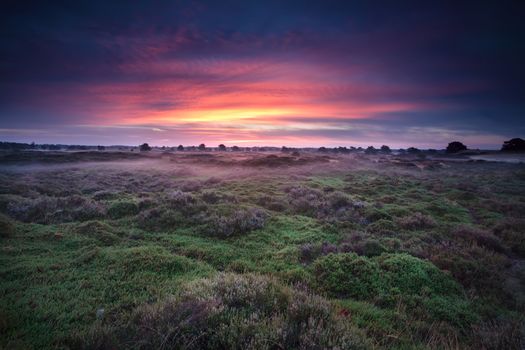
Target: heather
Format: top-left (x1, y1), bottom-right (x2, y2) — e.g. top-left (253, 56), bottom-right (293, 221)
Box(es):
top-left (0, 151), bottom-right (524, 349)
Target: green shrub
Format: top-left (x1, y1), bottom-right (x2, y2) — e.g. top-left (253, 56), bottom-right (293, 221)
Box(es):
top-left (313, 253), bottom-right (462, 301)
top-left (377, 253), bottom-right (461, 296)
top-left (313, 253), bottom-right (382, 299)
top-left (77, 273), bottom-right (370, 349)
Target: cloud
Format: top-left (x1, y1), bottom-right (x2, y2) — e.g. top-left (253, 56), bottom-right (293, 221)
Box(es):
top-left (0, 0), bottom-right (523, 148)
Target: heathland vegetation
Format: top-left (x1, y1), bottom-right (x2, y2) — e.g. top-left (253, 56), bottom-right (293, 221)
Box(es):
top-left (0, 146), bottom-right (524, 349)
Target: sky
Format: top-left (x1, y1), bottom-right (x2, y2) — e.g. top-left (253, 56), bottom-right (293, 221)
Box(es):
top-left (1, 1), bottom-right (524, 149)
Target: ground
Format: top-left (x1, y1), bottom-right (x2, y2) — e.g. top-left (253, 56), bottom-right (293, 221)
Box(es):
top-left (0, 150), bottom-right (524, 349)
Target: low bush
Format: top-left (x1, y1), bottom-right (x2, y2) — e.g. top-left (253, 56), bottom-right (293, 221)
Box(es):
top-left (204, 208), bottom-right (268, 238)
top-left (7, 195), bottom-right (105, 223)
top-left (376, 253), bottom-right (461, 296)
top-left (425, 241), bottom-right (510, 294)
top-left (166, 190), bottom-right (197, 209)
top-left (75, 221), bottom-right (119, 245)
top-left (92, 190), bottom-right (119, 201)
top-left (366, 219), bottom-right (397, 234)
top-left (107, 201), bottom-right (139, 219)
top-left (356, 239), bottom-right (387, 257)
top-left (454, 225), bottom-right (507, 254)
top-left (313, 253), bottom-right (462, 299)
top-left (136, 207), bottom-right (183, 232)
top-left (313, 253), bottom-right (382, 299)
top-left (105, 246), bottom-right (210, 275)
top-left (493, 218), bottom-right (525, 256)
top-left (0, 213), bottom-right (15, 238)
top-left (396, 212), bottom-right (436, 230)
top-left (299, 241), bottom-right (339, 263)
top-left (77, 273), bottom-right (370, 350)
top-left (472, 317), bottom-right (525, 350)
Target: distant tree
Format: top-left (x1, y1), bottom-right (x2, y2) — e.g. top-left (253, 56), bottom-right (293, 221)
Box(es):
top-left (357, 147), bottom-right (364, 151)
top-left (232, 145), bottom-right (240, 152)
top-left (281, 146), bottom-right (290, 153)
top-left (218, 144), bottom-right (226, 151)
top-left (318, 146), bottom-right (328, 152)
top-left (407, 147), bottom-right (420, 154)
top-left (501, 138), bottom-right (525, 152)
top-left (97, 145), bottom-right (106, 151)
top-left (337, 146), bottom-right (350, 154)
top-left (446, 141), bottom-right (467, 153)
top-left (198, 143), bottom-right (206, 151)
top-left (380, 145), bottom-right (391, 153)
top-left (139, 143), bottom-right (152, 152)
top-left (365, 146), bottom-right (377, 154)
top-left (177, 145), bottom-right (184, 151)
top-left (398, 148), bottom-right (406, 154)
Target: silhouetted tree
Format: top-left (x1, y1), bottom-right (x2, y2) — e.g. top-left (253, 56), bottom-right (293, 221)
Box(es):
top-left (97, 145), bottom-right (105, 151)
top-left (501, 138), bottom-right (525, 152)
top-left (177, 145), bottom-right (184, 151)
top-left (365, 146), bottom-right (377, 154)
top-left (281, 146), bottom-right (290, 153)
top-left (380, 145), bottom-right (391, 153)
top-left (198, 143), bottom-right (206, 151)
top-left (139, 143), bottom-right (152, 152)
top-left (218, 144), bottom-right (226, 151)
top-left (407, 147), bottom-right (420, 154)
top-left (318, 146), bottom-right (328, 152)
top-left (232, 145), bottom-right (240, 151)
top-left (446, 141), bottom-right (467, 153)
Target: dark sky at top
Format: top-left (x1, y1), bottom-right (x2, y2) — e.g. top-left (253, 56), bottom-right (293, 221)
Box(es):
top-left (1, 0), bottom-right (524, 148)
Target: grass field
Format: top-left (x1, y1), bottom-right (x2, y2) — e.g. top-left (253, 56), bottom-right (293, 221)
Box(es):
top-left (1, 151), bottom-right (524, 349)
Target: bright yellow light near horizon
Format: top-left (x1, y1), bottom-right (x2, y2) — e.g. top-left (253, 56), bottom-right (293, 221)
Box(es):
top-left (153, 107), bottom-right (298, 124)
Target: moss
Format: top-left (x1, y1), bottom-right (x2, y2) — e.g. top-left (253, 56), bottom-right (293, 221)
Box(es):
top-left (313, 253), bottom-right (383, 299)
top-left (376, 253), bottom-right (462, 296)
